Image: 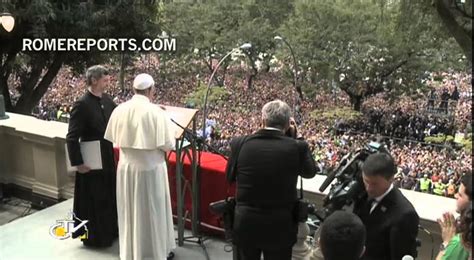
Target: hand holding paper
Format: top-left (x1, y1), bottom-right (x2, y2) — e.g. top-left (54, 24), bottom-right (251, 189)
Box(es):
top-left (66, 141), bottom-right (103, 172)
top-left (77, 164), bottom-right (91, 173)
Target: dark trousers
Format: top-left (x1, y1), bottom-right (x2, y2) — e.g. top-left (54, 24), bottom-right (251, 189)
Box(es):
top-left (235, 245), bottom-right (292, 260)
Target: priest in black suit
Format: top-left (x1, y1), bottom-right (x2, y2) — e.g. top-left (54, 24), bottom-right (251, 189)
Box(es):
top-left (226, 99), bottom-right (317, 260)
top-left (353, 153), bottom-right (419, 260)
top-left (66, 65), bottom-right (118, 247)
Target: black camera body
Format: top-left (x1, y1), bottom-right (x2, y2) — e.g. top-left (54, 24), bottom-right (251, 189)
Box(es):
top-left (315, 141), bottom-right (389, 220)
top-left (209, 197), bottom-right (236, 241)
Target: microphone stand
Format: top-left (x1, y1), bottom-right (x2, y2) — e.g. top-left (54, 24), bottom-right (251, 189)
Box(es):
top-left (170, 118), bottom-right (228, 161)
top-left (169, 117), bottom-right (229, 260)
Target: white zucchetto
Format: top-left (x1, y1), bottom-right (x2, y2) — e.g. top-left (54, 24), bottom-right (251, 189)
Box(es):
top-left (133, 73), bottom-right (155, 90)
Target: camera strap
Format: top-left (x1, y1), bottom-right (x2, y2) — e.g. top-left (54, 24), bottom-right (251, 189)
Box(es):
top-left (300, 177), bottom-right (304, 200)
top-left (296, 139), bottom-right (308, 200)
top-left (229, 132), bottom-right (269, 180)
top-left (226, 134), bottom-right (253, 187)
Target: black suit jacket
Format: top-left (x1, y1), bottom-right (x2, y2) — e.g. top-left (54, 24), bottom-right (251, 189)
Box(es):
top-left (353, 187), bottom-right (419, 260)
top-left (226, 129), bottom-right (317, 249)
top-left (66, 91), bottom-right (116, 167)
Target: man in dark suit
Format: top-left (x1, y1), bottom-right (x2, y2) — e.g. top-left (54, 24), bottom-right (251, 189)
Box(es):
top-left (226, 99), bottom-right (317, 260)
top-left (66, 65), bottom-right (118, 247)
top-left (353, 153), bottom-right (419, 260)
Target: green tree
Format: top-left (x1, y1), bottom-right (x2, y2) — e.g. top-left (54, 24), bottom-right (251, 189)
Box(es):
top-left (0, 0), bottom-right (160, 114)
top-left (237, 0), bottom-right (294, 89)
top-left (185, 81), bottom-right (230, 108)
top-left (161, 1), bottom-right (242, 86)
top-left (161, 0), bottom-right (294, 89)
top-left (428, 0), bottom-right (472, 62)
top-left (281, 0), bottom-right (466, 111)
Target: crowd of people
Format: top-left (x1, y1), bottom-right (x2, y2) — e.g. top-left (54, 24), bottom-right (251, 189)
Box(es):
top-left (7, 60), bottom-right (472, 199)
top-left (353, 73), bottom-right (472, 140)
top-left (201, 71), bottom-right (472, 200)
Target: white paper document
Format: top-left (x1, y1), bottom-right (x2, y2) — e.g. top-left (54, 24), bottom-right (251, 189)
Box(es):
top-left (165, 111), bottom-right (181, 139)
top-left (66, 141), bottom-right (103, 172)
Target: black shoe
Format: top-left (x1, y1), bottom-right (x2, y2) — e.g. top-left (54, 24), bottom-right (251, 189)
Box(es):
top-left (82, 239), bottom-right (113, 248)
top-left (167, 252), bottom-right (175, 260)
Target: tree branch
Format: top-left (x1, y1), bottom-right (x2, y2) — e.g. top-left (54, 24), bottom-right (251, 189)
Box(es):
top-left (0, 74), bottom-right (12, 111)
top-left (1, 51), bottom-right (19, 78)
top-left (206, 50), bottom-right (213, 73)
top-left (14, 53), bottom-right (65, 114)
top-left (23, 56), bottom-right (47, 95)
top-left (435, 0), bottom-right (472, 61)
top-left (31, 53), bottom-right (66, 107)
top-left (381, 59), bottom-right (409, 79)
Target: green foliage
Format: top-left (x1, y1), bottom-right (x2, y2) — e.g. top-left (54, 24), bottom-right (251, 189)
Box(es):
top-left (280, 0), bottom-right (466, 108)
top-left (310, 107), bottom-right (362, 122)
top-left (301, 82), bottom-right (318, 99)
top-left (453, 134), bottom-right (473, 153)
top-left (185, 82), bottom-right (230, 109)
top-left (237, 0), bottom-right (295, 70)
top-left (161, 2), bottom-right (242, 65)
top-left (424, 134), bottom-right (454, 144)
top-left (1, 0), bottom-right (470, 114)
top-left (461, 138), bottom-right (472, 153)
top-left (0, 0), bottom-right (160, 114)
top-left (423, 133), bottom-right (472, 153)
top-left (160, 0), bottom-right (294, 84)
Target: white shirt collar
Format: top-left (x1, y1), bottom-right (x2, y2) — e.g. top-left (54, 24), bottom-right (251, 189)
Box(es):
top-left (87, 88), bottom-right (103, 98)
top-left (264, 127), bottom-right (284, 132)
top-left (375, 183), bottom-right (394, 203)
top-left (369, 183), bottom-right (394, 214)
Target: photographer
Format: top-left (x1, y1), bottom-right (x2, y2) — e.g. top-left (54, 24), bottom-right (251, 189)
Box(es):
top-left (226, 100), bottom-right (317, 260)
top-left (353, 153), bottom-right (419, 260)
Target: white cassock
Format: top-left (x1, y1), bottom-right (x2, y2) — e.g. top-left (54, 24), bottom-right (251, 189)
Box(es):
top-left (104, 94), bottom-right (176, 260)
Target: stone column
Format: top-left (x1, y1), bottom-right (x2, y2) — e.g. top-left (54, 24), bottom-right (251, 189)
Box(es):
top-left (292, 222), bottom-right (312, 260)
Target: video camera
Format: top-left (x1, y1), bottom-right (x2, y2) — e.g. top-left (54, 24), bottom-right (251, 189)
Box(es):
top-left (314, 141), bottom-right (390, 221)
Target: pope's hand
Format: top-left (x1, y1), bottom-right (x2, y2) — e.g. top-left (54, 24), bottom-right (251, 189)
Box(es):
top-left (77, 164), bottom-right (91, 174)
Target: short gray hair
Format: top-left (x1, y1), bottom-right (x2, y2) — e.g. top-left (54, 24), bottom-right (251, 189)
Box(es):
top-left (262, 99), bottom-right (291, 129)
top-left (86, 65), bottom-right (109, 86)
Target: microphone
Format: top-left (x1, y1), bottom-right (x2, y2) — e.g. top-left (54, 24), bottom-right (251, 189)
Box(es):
top-left (401, 255), bottom-right (414, 260)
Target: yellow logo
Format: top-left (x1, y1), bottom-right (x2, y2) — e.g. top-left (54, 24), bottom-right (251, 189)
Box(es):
top-left (49, 211), bottom-right (88, 240)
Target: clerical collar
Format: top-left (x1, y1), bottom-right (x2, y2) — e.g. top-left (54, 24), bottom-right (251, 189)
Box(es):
top-left (87, 88), bottom-right (102, 98)
top-left (264, 127), bottom-right (284, 132)
top-left (374, 183), bottom-right (394, 203)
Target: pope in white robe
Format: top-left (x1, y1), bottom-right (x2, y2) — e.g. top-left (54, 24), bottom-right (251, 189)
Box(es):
top-left (104, 73), bottom-right (176, 260)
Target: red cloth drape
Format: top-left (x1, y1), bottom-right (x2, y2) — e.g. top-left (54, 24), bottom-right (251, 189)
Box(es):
top-left (167, 151), bottom-right (235, 235)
